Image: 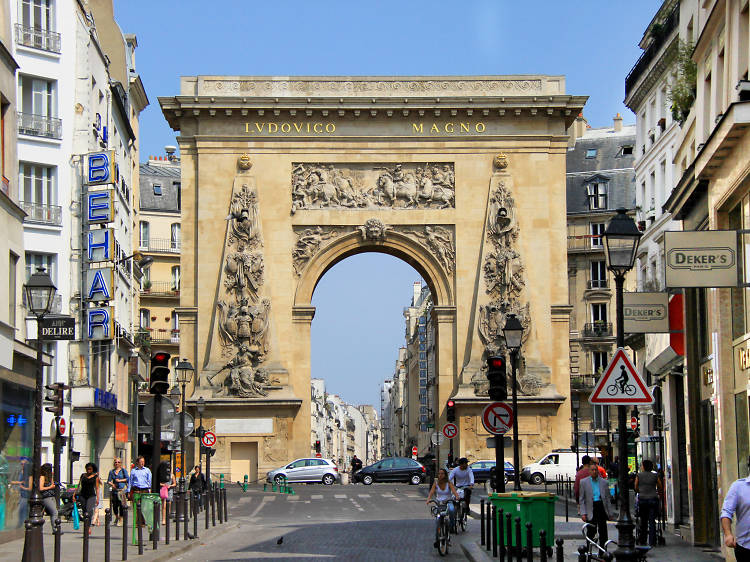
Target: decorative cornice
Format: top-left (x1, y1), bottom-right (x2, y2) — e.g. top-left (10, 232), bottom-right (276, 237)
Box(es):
top-left (432, 306), bottom-right (457, 323)
top-left (292, 305), bottom-right (316, 324)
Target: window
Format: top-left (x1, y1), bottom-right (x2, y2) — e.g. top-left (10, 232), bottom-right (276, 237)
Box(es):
top-left (593, 405), bottom-right (610, 429)
top-left (590, 222), bottom-right (605, 247)
top-left (9, 252), bottom-right (18, 325)
top-left (153, 183), bottom-right (162, 196)
top-left (586, 182), bottom-right (608, 210)
top-left (171, 266), bottom-right (180, 291)
top-left (19, 75), bottom-right (56, 118)
top-left (139, 221), bottom-right (149, 249)
top-left (620, 145), bottom-right (633, 156)
top-left (25, 252), bottom-right (56, 284)
top-left (593, 351), bottom-right (608, 374)
top-left (591, 303), bottom-right (607, 323)
top-left (170, 223), bottom-right (180, 250)
top-left (585, 148), bottom-right (597, 159)
top-left (17, 0), bottom-right (59, 52)
top-left (540, 454), bottom-right (559, 465)
top-left (43, 342), bottom-right (56, 386)
top-left (19, 163), bottom-right (56, 205)
top-left (590, 260), bottom-right (607, 288)
top-left (139, 308), bottom-right (150, 329)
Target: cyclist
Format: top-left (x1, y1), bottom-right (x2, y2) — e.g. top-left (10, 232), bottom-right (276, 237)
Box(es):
top-left (615, 365), bottom-right (629, 394)
top-left (449, 457), bottom-right (475, 516)
top-left (426, 468), bottom-right (459, 541)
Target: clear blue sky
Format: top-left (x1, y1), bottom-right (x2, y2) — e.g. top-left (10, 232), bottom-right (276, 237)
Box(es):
top-left (115, 0), bottom-right (660, 408)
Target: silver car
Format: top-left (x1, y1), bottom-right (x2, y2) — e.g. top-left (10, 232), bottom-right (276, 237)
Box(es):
top-left (266, 458), bottom-right (340, 485)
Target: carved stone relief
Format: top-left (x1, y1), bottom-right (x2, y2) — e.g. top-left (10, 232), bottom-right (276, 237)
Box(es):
top-left (209, 178), bottom-right (278, 398)
top-left (400, 225), bottom-right (456, 275)
top-left (293, 226), bottom-right (346, 276)
top-left (291, 162), bottom-right (454, 213)
top-left (263, 419), bottom-right (289, 463)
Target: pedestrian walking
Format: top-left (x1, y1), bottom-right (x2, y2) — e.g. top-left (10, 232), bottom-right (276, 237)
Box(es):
top-left (107, 457), bottom-right (129, 526)
top-left (573, 455), bottom-right (592, 501)
top-left (188, 465), bottom-right (205, 507)
top-left (74, 462), bottom-right (101, 535)
top-left (128, 456), bottom-right (151, 533)
top-left (38, 463), bottom-right (58, 530)
top-left (350, 455), bottom-right (363, 482)
top-left (579, 462), bottom-right (612, 548)
top-left (721, 457), bottom-right (750, 561)
top-left (158, 461), bottom-right (176, 525)
top-left (635, 459), bottom-right (662, 546)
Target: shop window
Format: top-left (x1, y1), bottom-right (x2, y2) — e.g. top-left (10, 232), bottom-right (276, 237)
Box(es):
top-left (736, 392), bottom-right (750, 478)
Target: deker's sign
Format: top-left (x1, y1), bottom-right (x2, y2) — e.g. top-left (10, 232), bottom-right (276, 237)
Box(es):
top-left (664, 231), bottom-right (738, 288)
top-left (623, 292), bottom-right (669, 333)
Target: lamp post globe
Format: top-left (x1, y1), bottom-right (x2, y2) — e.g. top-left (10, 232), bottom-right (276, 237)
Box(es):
top-left (502, 313), bottom-right (524, 491)
top-left (22, 268), bottom-right (57, 562)
top-left (602, 208), bottom-right (641, 561)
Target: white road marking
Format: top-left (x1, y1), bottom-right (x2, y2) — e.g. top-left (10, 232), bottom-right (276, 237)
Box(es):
top-left (248, 495), bottom-right (275, 518)
top-left (382, 493), bottom-right (394, 497)
top-left (357, 494), bottom-right (371, 498)
top-left (311, 494), bottom-right (323, 500)
top-left (334, 494), bottom-right (347, 499)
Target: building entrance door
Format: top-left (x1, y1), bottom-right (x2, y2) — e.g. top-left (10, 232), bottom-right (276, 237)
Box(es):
top-left (230, 442), bottom-right (258, 484)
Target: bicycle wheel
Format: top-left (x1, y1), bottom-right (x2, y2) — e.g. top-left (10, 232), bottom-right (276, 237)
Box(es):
top-left (458, 502), bottom-right (467, 532)
top-left (626, 384), bottom-right (636, 396)
top-left (437, 515), bottom-right (449, 556)
top-left (606, 384), bottom-right (618, 396)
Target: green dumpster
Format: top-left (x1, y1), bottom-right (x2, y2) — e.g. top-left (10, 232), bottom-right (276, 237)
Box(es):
top-left (131, 492), bottom-right (160, 545)
top-left (489, 491), bottom-right (556, 548)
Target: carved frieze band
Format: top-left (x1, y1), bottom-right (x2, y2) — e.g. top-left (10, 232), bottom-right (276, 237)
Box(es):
top-left (204, 79), bottom-right (543, 97)
top-left (291, 162), bottom-right (454, 213)
top-left (293, 222), bottom-right (456, 277)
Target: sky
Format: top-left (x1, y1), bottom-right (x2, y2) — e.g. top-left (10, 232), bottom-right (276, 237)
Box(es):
top-left (114, 0), bottom-right (660, 409)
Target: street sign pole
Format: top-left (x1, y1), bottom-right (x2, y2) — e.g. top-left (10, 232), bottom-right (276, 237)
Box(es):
top-left (151, 394), bottom-right (162, 493)
top-left (495, 434), bottom-right (505, 493)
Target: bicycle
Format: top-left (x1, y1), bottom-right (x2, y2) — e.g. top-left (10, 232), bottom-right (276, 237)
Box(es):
top-left (455, 486), bottom-right (471, 532)
top-left (606, 383), bottom-right (636, 396)
top-left (579, 523), bottom-right (650, 562)
top-left (429, 500), bottom-right (453, 556)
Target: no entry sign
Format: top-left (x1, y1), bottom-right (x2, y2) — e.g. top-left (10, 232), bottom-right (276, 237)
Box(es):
top-left (201, 431), bottom-right (216, 448)
top-left (442, 423), bottom-right (458, 439)
top-left (482, 402), bottom-right (513, 435)
top-left (630, 417), bottom-right (638, 431)
top-left (57, 417), bottom-right (66, 436)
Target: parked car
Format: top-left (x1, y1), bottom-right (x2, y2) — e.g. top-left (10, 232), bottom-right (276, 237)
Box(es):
top-left (520, 449), bottom-right (599, 485)
top-left (469, 460), bottom-right (515, 485)
top-left (352, 457), bottom-right (426, 485)
top-left (266, 458), bottom-right (340, 485)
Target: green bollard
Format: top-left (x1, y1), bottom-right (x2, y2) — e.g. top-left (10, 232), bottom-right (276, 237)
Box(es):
top-left (243, 474), bottom-right (248, 492)
top-left (220, 474), bottom-right (225, 489)
top-left (263, 483), bottom-right (267, 492)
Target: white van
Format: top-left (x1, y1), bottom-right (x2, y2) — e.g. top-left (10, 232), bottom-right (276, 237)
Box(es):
top-left (520, 449), bottom-right (599, 485)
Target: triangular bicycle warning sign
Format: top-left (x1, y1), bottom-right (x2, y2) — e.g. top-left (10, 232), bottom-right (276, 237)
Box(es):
top-left (589, 348), bottom-right (654, 405)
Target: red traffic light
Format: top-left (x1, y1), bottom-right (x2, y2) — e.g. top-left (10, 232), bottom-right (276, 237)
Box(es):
top-left (489, 357), bottom-right (505, 369)
top-left (447, 400), bottom-right (455, 408)
top-left (153, 352), bottom-right (169, 363)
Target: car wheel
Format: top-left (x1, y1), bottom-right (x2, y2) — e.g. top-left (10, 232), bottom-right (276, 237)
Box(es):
top-left (529, 472), bottom-right (544, 486)
top-left (362, 475), bottom-right (373, 485)
top-left (504, 474), bottom-right (508, 485)
top-left (273, 474), bottom-right (286, 485)
top-left (322, 474), bottom-right (335, 486)
top-left (410, 474), bottom-right (422, 485)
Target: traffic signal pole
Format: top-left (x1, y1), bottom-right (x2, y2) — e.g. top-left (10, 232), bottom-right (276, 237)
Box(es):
top-left (151, 394), bottom-right (162, 493)
top-left (495, 435), bottom-right (505, 493)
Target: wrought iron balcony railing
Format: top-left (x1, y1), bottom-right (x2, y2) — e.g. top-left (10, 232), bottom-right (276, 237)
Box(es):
top-left (567, 235), bottom-right (604, 251)
top-left (14, 24), bottom-right (61, 53)
top-left (571, 374), bottom-right (598, 391)
top-left (586, 279), bottom-right (609, 289)
top-left (18, 112), bottom-right (62, 139)
top-left (624, 5), bottom-right (679, 97)
top-left (582, 322), bottom-right (613, 338)
top-left (146, 328), bottom-right (180, 345)
top-left (140, 280), bottom-right (179, 296)
top-left (20, 201), bottom-right (62, 225)
top-left (138, 237), bottom-right (180, 253)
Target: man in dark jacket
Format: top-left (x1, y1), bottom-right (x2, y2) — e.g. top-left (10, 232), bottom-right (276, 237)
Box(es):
top-left (188, 466), bottom-right (206, 508)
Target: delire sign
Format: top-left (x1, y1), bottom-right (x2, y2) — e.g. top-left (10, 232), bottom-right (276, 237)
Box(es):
top-left (664, 231), bottom-right (738, 288)
top-left (623, 292), bottom-right (669, 333)
top-left (40, 316), bottom-right (75, 340)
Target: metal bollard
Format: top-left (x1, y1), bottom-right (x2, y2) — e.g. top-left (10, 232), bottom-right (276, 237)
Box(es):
top-left (555, 538), bottom-right (564, 562)
top-left (514, 517), bottom-right (522, 562)
top-left (205, 488), bottom-right (209, 530)
top-left (165, 500), bottom-right (170, 545)
top-left (217, 484), bottom-right (223, 524)
top-left (491, 505), bottom-right (497, 558)
top-left (105, 508), bottom-right (111, 562)
top-left (480, 500), bottom-right (485, 546)
top-left (211, 484), bottom-right (216, 527)
top-left (565, 483), bottom-right (569, 522)
top-left (152, 500), bottom-right (159, 550)
top-left (136, 501), bottom-right (144, 556)
top-left (175, 497), bottom-right (180, 541)
top-left (525, 522), bottom-right (533, 561)
top-left (498, 508), bottom-right (506, 561)
top-left (577, 545), bottom-right (588, 562)
top-left (223, 487), bottom-right (228, 522)
top-left (183, 493), bottom-right (189, 539)
top-left (193, 491), bottom-right (199, 539)
top-left (539, 529), bottom-right (547, 562)
top-left (506, 512), bottom-right (512, 559)
top-left (83, 512), bottom-right (90, 562)
top-left (121, 504), bottom-right (128, 561)
top-left (53, 517), bottom-right (62, 562)
top-left (486, 501), bottom-right (492, 551)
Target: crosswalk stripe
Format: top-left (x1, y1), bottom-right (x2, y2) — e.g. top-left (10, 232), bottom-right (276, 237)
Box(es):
top-left (357, 494), bottom-right (371, 498)
top-left (311, 494), bottom-right (323, 500)
top-left (334, 494), bottom-right (347, 499)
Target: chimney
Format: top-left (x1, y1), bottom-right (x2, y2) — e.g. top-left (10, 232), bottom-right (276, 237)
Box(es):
top-left (568, 113), bottom-right (589, 147)
top-left (413, 282), bottom-right (422, 305)
top-left (613, 113), bottom-right (623, 132)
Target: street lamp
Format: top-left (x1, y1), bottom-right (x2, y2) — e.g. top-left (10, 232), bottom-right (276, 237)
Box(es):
top-left (603, 208), bottom-right (641, 561)
top-left (174, 359), bottom-right (194, 523)
top-left (196, 397), bottom-right (205, 473)
top-left (22, 268), bottom-right (57, 562)
top-left (503, 313), bottom-right (524, 491)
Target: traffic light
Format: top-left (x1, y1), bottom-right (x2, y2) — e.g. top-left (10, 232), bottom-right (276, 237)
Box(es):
top-left (486, 355), bottom-right (508, 401)
top-left (315, 440), bottom-right (321, 453)
top-left (149, 352), bottom-right (171, 394)
top-left (446, 399), bottom-right (456, 422)
top-left (44, 383), bottom-right (66, 416)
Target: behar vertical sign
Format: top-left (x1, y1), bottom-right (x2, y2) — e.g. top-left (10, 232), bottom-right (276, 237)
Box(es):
top-left (664, 231), bottom-right (738, 288)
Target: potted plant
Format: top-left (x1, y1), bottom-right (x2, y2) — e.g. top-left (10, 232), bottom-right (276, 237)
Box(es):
top-left (668, 40), bottom-right (697, 124)
top-left (142, 279), bottom-right (152, 292)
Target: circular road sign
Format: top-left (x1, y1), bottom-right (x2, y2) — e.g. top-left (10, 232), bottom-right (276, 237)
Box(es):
top-left (442, 423), bottom-right (458, 439)
top-left (142, 397), bottom-right (176, 427)
top-left (58, 418), bottom-right (66, 436)
top-left (630, 417), bottom-right (638, 431)
top-left (201, 431), bottom-right (216, 448)
top-left (430, 432), bottom-right (445, 446)
top-left (482, 402), bottom-right (514, 435)
top-left (412, 446), bottom-right (418, 456)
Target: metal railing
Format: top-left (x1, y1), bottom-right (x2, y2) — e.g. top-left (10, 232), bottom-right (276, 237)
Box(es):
top-left (17, 112), bottom-right (62, 139)
top-left (586, 279), bottom-right (608, 289)
top-left (139, 237), bottom-right (180, 253)
top-left (14, 23), bottom-right (61, 53)
top-left (567, 235), bottom-right (603, 251)
top-left (625, 5), bottom-right (679, 97)
top-left (582, 322), bottom-right (613, 338)
top-left (571, 374), bottom-right (598, 390)
top-left (141, 280), bottom-right (179, 296)
top-left (147, 328), bottom-right (180, 344)
top-left (20, 201), bottom-right (62, 225)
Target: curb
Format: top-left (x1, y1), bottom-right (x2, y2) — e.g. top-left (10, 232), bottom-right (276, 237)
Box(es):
top-left (148, 521), bottom-right (240, 562)
top-left (460, 539), bottom-right (493, 562)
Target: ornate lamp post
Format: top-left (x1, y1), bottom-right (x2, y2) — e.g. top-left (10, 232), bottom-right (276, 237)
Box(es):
top-left (603, 208), bottom-right (642, 561)
top-left (196, 397), bottom-right (205, 472)
top-left (22, 268), bottom-right (57, 562)
top-left (502, 313), bottom-right (524, 491)
top-left (175, 359), bottom-right (194, 522)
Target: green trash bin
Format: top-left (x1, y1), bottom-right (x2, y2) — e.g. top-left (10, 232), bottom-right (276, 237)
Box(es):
top-left (131, 492), bottom-right (160, 545)
top-left (489, 491), bottom-right (556, 548)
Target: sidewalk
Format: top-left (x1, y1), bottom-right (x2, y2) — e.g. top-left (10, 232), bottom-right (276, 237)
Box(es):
top-left (0, 514), bottom-right (237, 561)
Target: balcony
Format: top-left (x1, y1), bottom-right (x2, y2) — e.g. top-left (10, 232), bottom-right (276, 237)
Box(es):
top-left (18, 112), bottom-right (62, 139)
top-left (14, 24), bottom-right (61, 53)
top-left (138, 238), bottom-right (180, 254)
top-left (20, 201), bottom-right (62, 226)
top-left (140, 281), bottom-right (179, 297)
top-left (586, 279), bottom-right (609, 290)
top-left (624, 5), bottom-right (679, 97)
top-left (145, 328), bottom-right (179, 345)
top-left (567, 235), bottom-right (604, 252)
top-left (571, 374), bottom-right (598, 391)
top-left (582, 322), bottom-right (613, 338)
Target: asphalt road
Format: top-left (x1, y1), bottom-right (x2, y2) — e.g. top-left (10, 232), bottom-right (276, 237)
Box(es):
top-left (178, 482), bottom-right (476, 561)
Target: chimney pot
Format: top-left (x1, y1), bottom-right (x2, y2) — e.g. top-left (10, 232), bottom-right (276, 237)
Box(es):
top-left (613, 113), bottom-right (623, 132)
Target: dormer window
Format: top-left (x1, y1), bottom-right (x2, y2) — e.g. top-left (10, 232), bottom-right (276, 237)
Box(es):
top-left (585, 148), bottom-right (597, 159)
top-left (586, 180), bottom-right (608, 210)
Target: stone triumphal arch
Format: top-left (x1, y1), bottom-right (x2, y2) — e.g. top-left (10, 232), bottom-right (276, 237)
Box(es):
top-left (160, 76), bottom-right (586, 481)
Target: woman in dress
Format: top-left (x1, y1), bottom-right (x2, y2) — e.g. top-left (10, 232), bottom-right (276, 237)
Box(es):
top-left (74, 462), bottom-right (101, 535)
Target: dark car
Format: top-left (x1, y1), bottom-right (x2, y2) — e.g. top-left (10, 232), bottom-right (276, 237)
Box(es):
top-left (469, 460), bottom-right (515, 485)
top-left (352, 457), bottom-right (426, 485)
